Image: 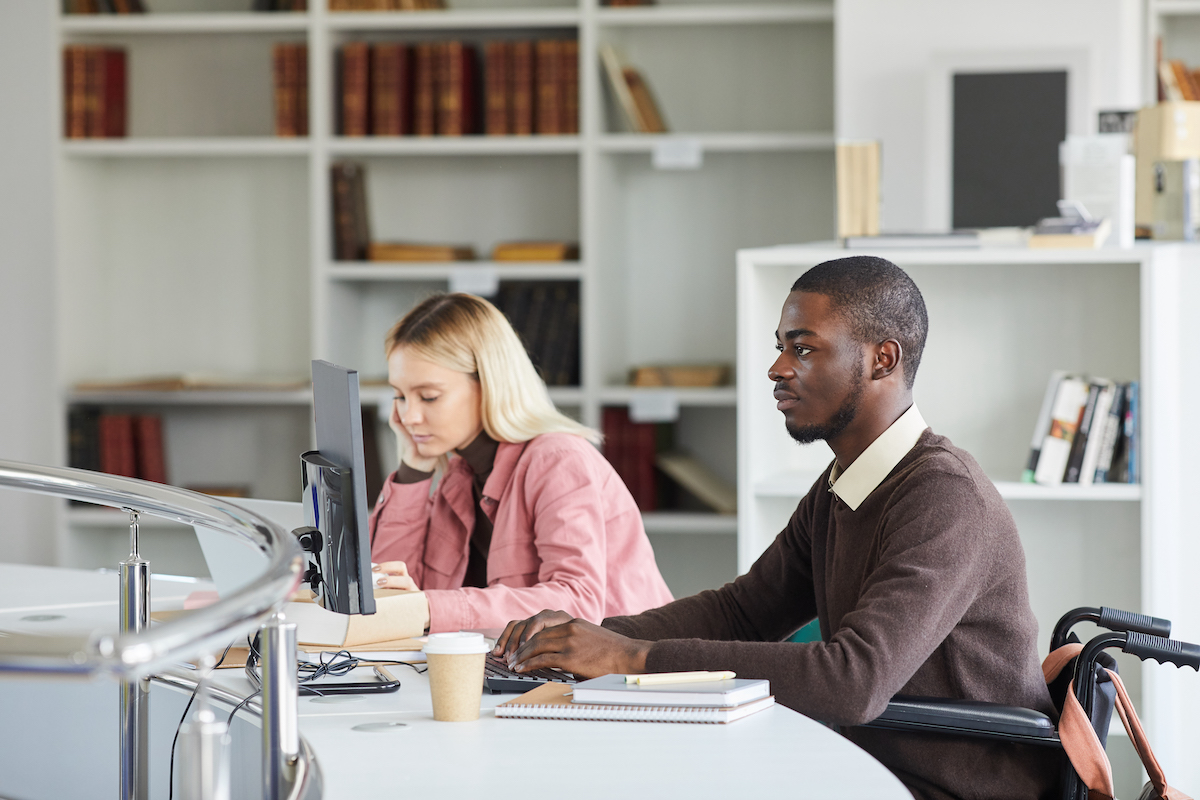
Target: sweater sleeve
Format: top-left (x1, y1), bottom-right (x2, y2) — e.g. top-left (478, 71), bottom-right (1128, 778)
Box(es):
top-left (423, 445), bottom-right (613, 631)
top-left (611, 470), bottom-right (994, 727)
top-left (368, 470), bottom-right (435, 588)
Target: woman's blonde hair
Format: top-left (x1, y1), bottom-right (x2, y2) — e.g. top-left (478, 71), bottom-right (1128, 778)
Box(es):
top-left (385, 293), bottom-right (599, 446)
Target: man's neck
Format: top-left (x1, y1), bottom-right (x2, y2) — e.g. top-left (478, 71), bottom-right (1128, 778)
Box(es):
top-left (828, 392), bottom-right (914, 471)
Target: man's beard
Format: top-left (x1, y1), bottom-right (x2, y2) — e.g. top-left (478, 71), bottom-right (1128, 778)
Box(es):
top-left (784, 360), bottom-right (864, 445)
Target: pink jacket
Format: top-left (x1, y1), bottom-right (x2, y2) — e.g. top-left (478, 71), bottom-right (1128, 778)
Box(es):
top-left (369, 432), bottom-right (674, 633)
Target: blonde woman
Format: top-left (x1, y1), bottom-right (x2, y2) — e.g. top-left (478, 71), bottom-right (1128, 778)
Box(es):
top-left (369, 293), bottom-right (673, 634)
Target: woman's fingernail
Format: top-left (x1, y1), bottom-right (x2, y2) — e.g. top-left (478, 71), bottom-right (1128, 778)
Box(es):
top-left (376, 576), bottom-right (387, 587)
top-left (371, 563), bottom-right (380, 572)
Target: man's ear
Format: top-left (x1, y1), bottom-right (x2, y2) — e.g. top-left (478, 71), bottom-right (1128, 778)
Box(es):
top-left (871, 339), bottom-right (903, 381)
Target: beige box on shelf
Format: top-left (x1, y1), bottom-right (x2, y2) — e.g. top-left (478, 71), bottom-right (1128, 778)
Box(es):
top-left (1134, 102), bottom-right (1200, 226)
top-left (629, 364), bottom-right (730, 388)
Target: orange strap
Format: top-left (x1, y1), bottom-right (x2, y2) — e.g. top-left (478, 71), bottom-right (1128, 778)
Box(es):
top-left (1106, 670), bottom-right (1193, 800)
top-left (1042, 643), bottom-right (1084, 684)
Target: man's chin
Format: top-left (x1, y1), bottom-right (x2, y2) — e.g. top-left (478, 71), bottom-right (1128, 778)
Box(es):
top-left (784, 420), bottom-right (826, 445)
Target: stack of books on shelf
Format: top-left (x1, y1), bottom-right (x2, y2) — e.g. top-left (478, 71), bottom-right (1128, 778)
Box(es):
top-left (493, 281), bottom-right (580, 387)
top-left (496, 673), bottom-right (774, 724)
top-left (62, 47), bottom-right (127, 139)
top-left (272, 44), bottom-right (309, 137)
top-left (628, 363), bottom-right (730, 387)
top-left (1023, 372), bottom-right (1139, 487)
top-left (599, 45), bottom-right (666, 134)
top-left (491, 241), bottom-right (579, 262)
top-left (69, 408), bottom-right (166, 484)
top-left (337, 39), bottom-right (577, 137)
top-left (330, 0), bottom-right (445, 10)
top-left (65, 0), bottom-right (145, 12)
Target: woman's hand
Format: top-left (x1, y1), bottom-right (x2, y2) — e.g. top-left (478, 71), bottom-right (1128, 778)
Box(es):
top-left (372, 560), bottom-right (419, 592)
top-left (389, 399), bottom-right (438, 473)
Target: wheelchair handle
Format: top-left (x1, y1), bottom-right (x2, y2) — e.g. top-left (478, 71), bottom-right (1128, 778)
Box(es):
top-left (1123, 632), bottom-right (1200, 672)
top-left (1099, 607), bottom-right (1171, 639)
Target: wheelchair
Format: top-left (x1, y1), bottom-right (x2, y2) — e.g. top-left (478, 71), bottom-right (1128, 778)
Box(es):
top-left (859, 606), bottom-right (1199, 800)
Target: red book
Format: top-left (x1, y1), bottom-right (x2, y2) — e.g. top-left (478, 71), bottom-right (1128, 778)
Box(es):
top-left (295, 44), bottom-right (309, 136)
top-left (340, 42), bottom-right (370, 137)
top-left (413, 43), bottom-right (437, 136)
top-left (99, 414), bottom-right (138, 479)
top-left (602, 407), bottom-right (657, 511)
top-left (133, 415), bottom-right (167, 484)
top-left (371, 43), bottom-right (410, 136)
top-left (510, 41), bottom-right (534, 136)
top-left (535, 40), bottom-right (562, 135)
top-left (560, 40), bottom-right (578, 135)
top-left (436, 41), bottom-right (478, 136)
top-left (484, 41), bottom-right (510, 136)
top-left (83, 49), bottom-right (127, 138)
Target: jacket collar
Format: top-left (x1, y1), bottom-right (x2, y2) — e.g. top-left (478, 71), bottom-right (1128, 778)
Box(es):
top-left (828, 404), bottom-right (927, 511)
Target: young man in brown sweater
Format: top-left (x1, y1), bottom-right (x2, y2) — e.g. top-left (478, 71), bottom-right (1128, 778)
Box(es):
top-left (495, 256), bottom-right (1059, 800)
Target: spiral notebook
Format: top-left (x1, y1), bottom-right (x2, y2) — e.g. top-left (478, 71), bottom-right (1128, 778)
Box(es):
top-left (494, 681), bottom-right (775, 724)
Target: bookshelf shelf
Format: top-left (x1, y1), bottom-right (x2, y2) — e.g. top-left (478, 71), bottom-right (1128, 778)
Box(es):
top-left (327, 261), bottom-right (585, 281)
top-left (325, 8), bottom-right (581, 31)
top-left (642, 512), bottom-right (737, 535)
top-left (327, 136), bottom-right (582, 156)
top-left (595, 3), bottom-right (833, 27)
top-left (60, 138), bottom-right (311, 158)
top-left (59, 13), bottom-right (310, 35)
top-left (597, 132), bottom-right (836, 153)
top-left (66, 389), bottom-right (313, 407)
top-left (598, 386), bottom-right (737, 407)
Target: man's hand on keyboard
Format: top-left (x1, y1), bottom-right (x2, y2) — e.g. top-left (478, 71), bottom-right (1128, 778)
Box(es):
top-left (495, 613), bottom-right (651, 679)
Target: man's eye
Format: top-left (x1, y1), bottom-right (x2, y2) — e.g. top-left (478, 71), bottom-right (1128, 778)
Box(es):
top-left (795, 346), bottom-right (812, 357)
top-left (775, 344), bottom-right (784, 352)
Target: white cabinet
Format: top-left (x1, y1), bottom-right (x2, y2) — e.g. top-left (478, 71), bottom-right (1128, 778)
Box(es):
top-left (736, 242), bottom-right (1199, 784)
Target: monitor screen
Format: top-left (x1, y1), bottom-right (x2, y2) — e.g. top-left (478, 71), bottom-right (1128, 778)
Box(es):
top-left (303, 359), bottom-right (376, 616)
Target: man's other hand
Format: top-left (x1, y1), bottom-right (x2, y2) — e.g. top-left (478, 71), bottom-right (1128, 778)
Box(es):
top-left (496, 613), bottom-right (652, 679)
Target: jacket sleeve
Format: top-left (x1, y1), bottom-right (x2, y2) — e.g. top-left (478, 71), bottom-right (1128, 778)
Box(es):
top-left (424, 445), bottom-right (611, 631)
top-left (368, 472), bottom-right (435, 588)
top-left (608, 470), bottom-right (995, 727)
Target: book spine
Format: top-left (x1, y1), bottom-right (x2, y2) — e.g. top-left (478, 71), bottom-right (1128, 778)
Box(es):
top-left (561, 39), bottom-right (578, 135)
top-left (510, 41), bottom-right (534, 136)
top-left (99, 413), bottom-right (137, 479)
top-left (133, 415), bottom-right (167, 484)
top-left (84, 47), bottom-right (103, 138)
top-left (274, 44), bottom-right (294, 137)
top-left (68, 406), bottom-right (102, 472)
top-left (341, 42), bottom-right (370, 137)
top-left (1092, 382), bottom-right (1126, 484)
top-left (1062, 383), bottom-right (1100, 484)
top-left (413, 43), bottom-right (436, 136)
top-left (485, 41), bottom-right (510, 136)
top-left (103, 49), bottom-right (126, 137)
top-left (349, 162), bottom-right (371, 258)
top-left (64, 46), bottom-right (87, 139)
top-left (1077, 383), bottom-right (1115, 487)
top-left (296, 44), bottom-right (309, 136)
top-left (535, 40), bottom-right (561, 135)
top-left (1126, 381), bottom-right (1139, 484)
top-left (1023, 371), bottom-right (1066, 483)
top-left (371, 43), bottom-right (397, 136)
top-left (331, 163), bottom-right (356, 261)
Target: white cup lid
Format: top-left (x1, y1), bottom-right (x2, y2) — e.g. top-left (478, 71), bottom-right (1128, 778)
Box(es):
top-left (423, 631), bottom-right (490, 655)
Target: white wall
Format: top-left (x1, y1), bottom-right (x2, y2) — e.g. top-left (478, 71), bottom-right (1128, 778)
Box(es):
top-left (0, 1), bottom-right (58, 564)
top-left (837, 0), bottom-right (1143, 231)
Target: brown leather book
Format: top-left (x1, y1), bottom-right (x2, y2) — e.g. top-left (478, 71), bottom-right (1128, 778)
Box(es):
top-left (84, 49), bottom-right (127, 138)
top-left (340, 42), bottom-right (371, 136)
top-left (331, 162), bottom-right (370, 260)
top-left (437, 41), bottom-right (479, 136)
top-left (624, 67), bottom-right (667, 133)
top-left (535, 40), bottom-right (562, 135)
top-left (368, 242), bottom-right (476, 261)
top-left (484, 41), bottom-right (510, 136)
top-left (491, 241), bottom-right (580, 261)
top-left (371, 43), bottom-right (410, 136)
top-left (560, 40), bottom-right (578, 135)
top-left (510, 41), bottom-right (534, 135)
top-left (295, 44), bottom-right (309, 135)
top-left (133, 415), bottom-right (167, 484)
top-left (273, 44), bottom-right (296, 136)
top-left (413, 43), bottom-right (437, 136)
top-left (64, 46), bottom-right (89, 138)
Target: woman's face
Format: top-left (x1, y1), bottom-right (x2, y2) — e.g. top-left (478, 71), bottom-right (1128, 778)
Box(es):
top-left (387, 346), bottom-right (484, 459)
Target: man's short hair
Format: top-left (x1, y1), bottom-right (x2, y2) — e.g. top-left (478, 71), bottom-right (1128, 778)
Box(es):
top-left (791, 256), bottom-right (928, 389)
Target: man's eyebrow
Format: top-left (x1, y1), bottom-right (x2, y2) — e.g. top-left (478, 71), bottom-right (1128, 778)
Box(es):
top-left (781, 328), bottom-right (817, 341)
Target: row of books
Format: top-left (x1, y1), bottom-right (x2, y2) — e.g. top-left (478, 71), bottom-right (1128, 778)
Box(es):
top-left (601, 407), bottom-right (736, 513)
top-left (273, 44), bottom-right (310, 137)
top-left (492, 282), bottom-right (580, 387)
top-left (69, 409), bottom-right (167, 484)
top-left (65, 0), bottom-right (146, 12)
top-left (331, 0), bottom-right (445, 10)
top-left (337, 39), bottom-right (578, 137)
top-left (63, 47), bottom-right (127, 139)
top-left (1023, 372), bottom-right (1139, 487)
top-left (330, 161), bottom-right (578, 262)
top-left (1157, 56), bottom-right (1200, 102)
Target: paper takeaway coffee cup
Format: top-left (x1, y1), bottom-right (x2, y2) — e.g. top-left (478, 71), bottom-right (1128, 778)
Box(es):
top-left (423, 632), bottom-right (490, 721)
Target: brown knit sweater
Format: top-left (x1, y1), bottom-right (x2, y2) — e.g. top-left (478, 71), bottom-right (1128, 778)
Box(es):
top-left (604, 430), bottom-right (1059, 800)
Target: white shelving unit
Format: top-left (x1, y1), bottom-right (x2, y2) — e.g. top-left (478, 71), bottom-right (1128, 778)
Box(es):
top-left (736, 242), bottom-right (1198, 778)
top-left (54, 0), bottom-right (836, 596)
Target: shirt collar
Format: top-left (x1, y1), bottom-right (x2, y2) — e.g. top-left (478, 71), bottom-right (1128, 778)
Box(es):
top-left (828, 404), bottom-right (927, 511)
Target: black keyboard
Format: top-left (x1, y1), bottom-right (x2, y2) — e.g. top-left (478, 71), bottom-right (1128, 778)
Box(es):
top-left (483, 652), bottom-right (577, 694)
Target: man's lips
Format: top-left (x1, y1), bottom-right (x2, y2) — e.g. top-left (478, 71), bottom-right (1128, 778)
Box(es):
top-left (773, 388), bottom-right (799, 410)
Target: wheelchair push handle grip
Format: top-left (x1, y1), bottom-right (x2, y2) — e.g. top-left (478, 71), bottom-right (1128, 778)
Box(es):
top-left (1100, 607), bottom-right (1171, 638)
top-left (1123, 632), bottom-right (1200, 671)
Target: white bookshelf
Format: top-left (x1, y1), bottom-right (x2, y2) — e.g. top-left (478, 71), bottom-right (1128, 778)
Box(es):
top-left (736, 241), bottom-right (1199, 776)
top-left (53, 0), bottom-right (835, 598)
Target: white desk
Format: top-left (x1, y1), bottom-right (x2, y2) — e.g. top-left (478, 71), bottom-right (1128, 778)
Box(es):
top-left (0, 564), bottom-right (910, 800)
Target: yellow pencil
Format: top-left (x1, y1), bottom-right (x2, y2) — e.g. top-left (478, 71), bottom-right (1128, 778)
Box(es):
top-left (625, 670), bottom-right (736, 685)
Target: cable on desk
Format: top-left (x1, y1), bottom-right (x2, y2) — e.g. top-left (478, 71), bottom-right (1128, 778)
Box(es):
top-left (168, 641), bottom-right (234, 800)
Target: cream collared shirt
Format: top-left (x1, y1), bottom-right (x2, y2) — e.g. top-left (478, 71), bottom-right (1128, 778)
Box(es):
top-left (827, 404), bottom-right (928, 511)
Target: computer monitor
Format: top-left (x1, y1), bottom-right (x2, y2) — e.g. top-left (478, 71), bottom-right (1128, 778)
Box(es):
top-left (301, 359), bottom-right (376, 616)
